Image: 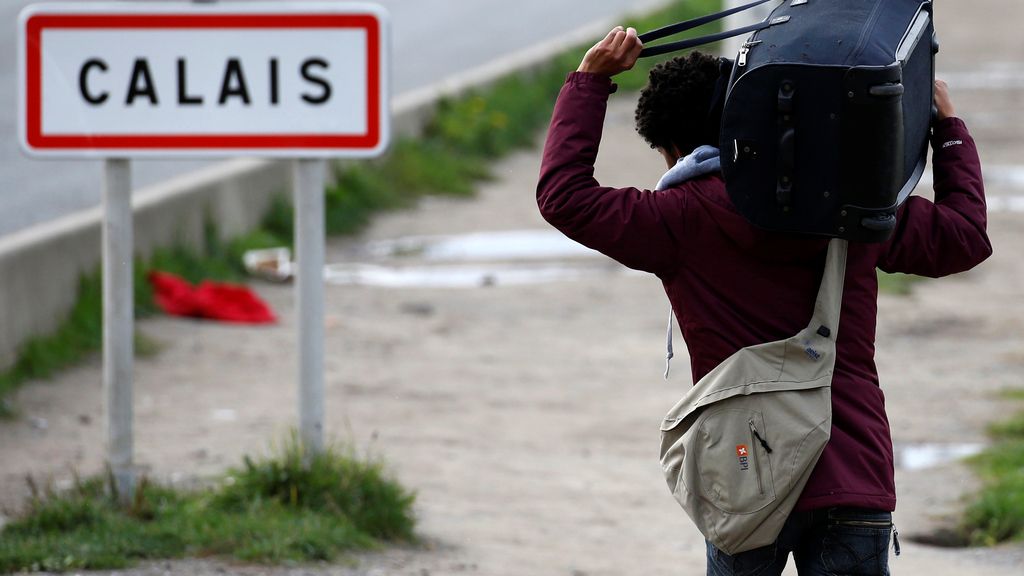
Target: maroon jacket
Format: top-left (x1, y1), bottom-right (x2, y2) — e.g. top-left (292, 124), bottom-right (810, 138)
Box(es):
top-left (537, 72), bottom-right (992, 512)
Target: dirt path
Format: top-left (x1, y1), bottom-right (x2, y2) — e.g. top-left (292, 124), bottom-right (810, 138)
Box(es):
top-left (3, 1), bottom-right (1024, 574)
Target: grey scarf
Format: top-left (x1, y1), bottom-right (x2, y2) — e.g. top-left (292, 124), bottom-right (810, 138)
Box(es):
top-left (656, 145), bottom-right (721, 191)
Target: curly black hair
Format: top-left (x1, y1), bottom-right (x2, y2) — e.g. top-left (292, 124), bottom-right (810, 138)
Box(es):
top-left (635, 51), bottom-right (725, 157)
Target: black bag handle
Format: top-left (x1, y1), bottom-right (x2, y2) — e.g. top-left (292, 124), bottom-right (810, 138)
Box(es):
top-left (638, 0), bottom-right (783, 58)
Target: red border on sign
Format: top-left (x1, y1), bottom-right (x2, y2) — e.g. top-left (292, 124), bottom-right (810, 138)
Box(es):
top-left (24, 14), bottom-right (381, 151)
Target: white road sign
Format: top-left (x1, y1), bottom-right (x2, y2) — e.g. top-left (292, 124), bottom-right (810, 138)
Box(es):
top-left (18, 2), bottom-right (390, 157)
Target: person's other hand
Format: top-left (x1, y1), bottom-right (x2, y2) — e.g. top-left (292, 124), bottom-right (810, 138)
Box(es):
top-left (935, 79), bottom-right (955, 121)
top-left (577, 26), bottom-right (643, 77)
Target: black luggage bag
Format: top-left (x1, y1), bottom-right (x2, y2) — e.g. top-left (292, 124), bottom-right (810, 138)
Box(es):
top-left (639, 0), bottom-right (938, 243)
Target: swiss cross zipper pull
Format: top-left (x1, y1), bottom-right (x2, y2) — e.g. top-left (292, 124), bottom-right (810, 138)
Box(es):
top-left (738, 40), bottom-right (762, 67)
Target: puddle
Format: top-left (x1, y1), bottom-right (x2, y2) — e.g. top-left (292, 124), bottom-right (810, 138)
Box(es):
top-left (983, 166), bottom-right (1024, 213)
top-left (918, 165), bottom-right (1024, 197)
top-left (985, 165), bottom-right (1024, 190)
top-left (941, 64), bottom-right (1024, 90)
top-left (364, 229), bottom-right (601, 261)
top-left (324, 262), bottom-right (622, 289)
top-left (988, 196), bottom-right (1024, 213)
top-left (329, 229), bottom-right (630, 289)
top-left (907, 165), bottom-right (1024, 213)
top-left (210, 408), bottom-right (238, 422)
top-left (895, 442), bottom-right (986, 471)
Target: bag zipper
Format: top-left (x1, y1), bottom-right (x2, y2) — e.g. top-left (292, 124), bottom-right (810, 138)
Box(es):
top-left (736, 6), bottom-right (769, 67)
top-left (846, 0), bottom-right (886, 65)
top-left (748, 420), bottom-right (766, 495)
top-left (737, 40), bottom-right (762, 67)
top-left (736, 10), bottom-right (788, 67)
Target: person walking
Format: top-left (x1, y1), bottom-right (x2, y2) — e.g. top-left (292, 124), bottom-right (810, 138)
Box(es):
top-left (536, 26), bottom-right (992, 575)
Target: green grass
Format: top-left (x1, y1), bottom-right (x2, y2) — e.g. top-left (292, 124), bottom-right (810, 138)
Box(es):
top-left (960, 390), bottom-right (1024, 546)
top-left (0, 0), bottom-right (718, 416)
top-left (0, 0), bottom-right (705, 568)
top-left (0, 275), bottom-right (102, 417)
top-left (877, 270), bottom-right (922, 296)
top-left (999, 388), bottom-right (1024, 401)
top-left (0, 435), bottom-right (415, 572)
top-left (0, 221), bottom-right (281, 419)
top-left (309, 0), bottom-right (722, 237)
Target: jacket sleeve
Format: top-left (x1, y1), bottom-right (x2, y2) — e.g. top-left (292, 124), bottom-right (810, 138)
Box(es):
top-left (877, 117), bottom-right (993, 277)
top-left (536, 72), bottom-right (687, 276)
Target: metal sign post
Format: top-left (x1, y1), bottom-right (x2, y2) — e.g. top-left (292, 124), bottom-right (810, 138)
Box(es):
top-left (102, 158), bottom-right (135, 502)
top-left (18, 2), bottom-right (389, 501)
top-left (294, 159), bottom-right (327, 453)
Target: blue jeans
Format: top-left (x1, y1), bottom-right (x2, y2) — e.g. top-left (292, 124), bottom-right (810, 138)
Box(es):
top-left (706, 507), bottom-right (897, 575)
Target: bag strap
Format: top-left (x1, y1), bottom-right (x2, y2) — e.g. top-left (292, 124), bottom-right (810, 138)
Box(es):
top-left (663, 238), bottom-right (848, 380)
top-left (639, 0), bottom-right (787, 58)
top-left (810, 238), bottom-right (849, 338)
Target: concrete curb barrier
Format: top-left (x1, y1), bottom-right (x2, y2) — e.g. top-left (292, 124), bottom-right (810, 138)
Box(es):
top-left (0, 14), bottom-right (625, 371)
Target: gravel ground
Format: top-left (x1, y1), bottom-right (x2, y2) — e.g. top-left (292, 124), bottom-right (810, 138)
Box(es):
top-left (3, 1), bottom-right (1024, 574)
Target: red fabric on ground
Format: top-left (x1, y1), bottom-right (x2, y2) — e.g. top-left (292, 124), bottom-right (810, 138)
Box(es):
top-left (194, 281), bottom-right (276, 323)
top-left (147, 271), bottom-right (276, 324)
top-left (149, 271), bottom-right (201, 317)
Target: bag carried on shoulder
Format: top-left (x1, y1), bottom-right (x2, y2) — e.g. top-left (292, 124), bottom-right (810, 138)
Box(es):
top-left (639, 0), bottom-right (937, 243)
top-left (659, 238), bottom-right (848, 555)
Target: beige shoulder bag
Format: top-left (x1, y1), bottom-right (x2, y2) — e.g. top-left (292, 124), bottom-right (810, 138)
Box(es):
top-left (660, 238), bottom-right (848, 555)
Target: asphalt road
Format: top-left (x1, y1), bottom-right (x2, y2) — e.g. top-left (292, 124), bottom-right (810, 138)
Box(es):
top-left (0, 0), bottom-right (666, 237)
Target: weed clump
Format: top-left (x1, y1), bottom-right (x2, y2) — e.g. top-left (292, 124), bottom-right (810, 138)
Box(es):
top-left (0, 437), bottom-right (415, 572)
top-left (961, 390), bottom-right (1024, 545)
top-left (213, 434), bottom-right (415, 541)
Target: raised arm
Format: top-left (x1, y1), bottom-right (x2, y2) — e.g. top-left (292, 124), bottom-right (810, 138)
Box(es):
top-left (536, 27), bottom-right (687, 275)
top-left (878, 81), bottom-right (993, 277)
